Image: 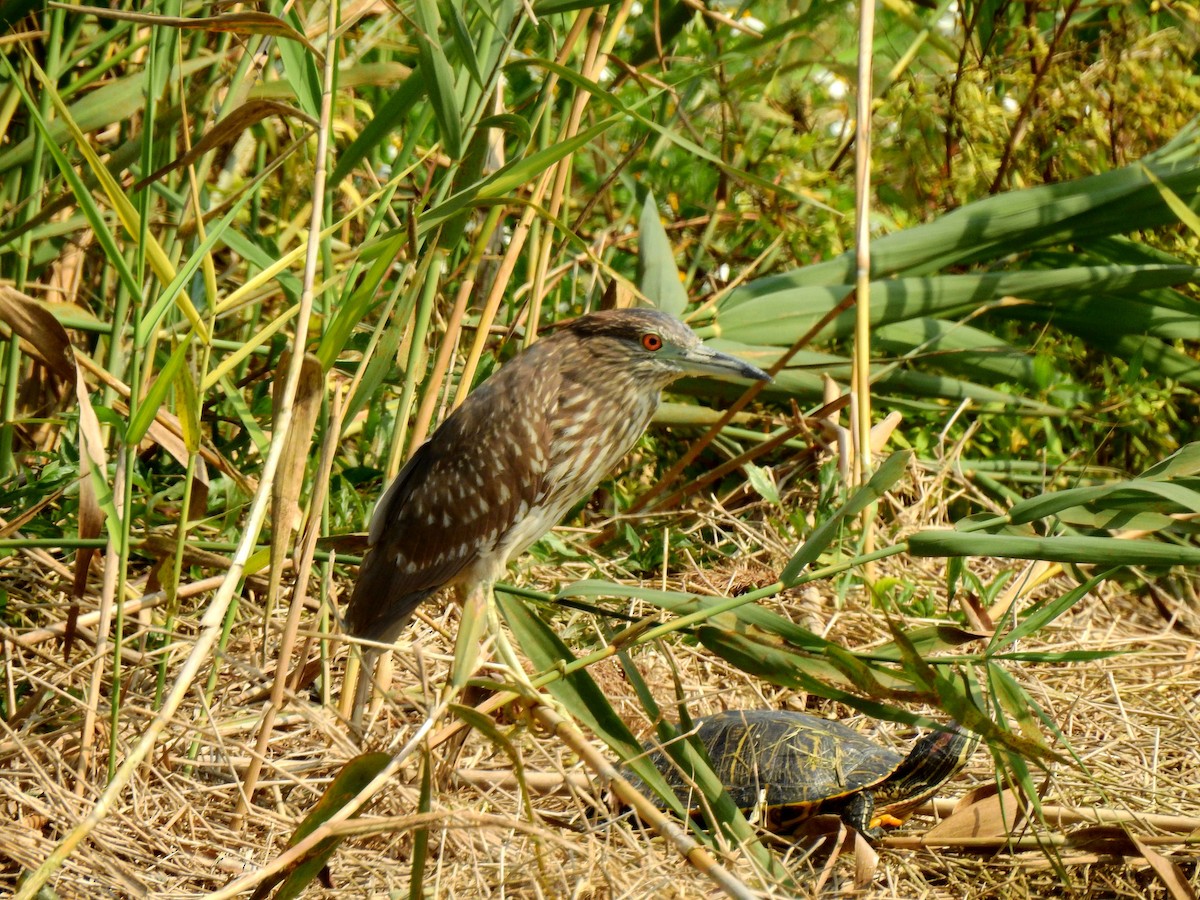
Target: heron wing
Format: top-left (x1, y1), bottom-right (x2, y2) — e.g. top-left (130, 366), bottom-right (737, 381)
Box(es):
top-left (344, 350), bottom-right (559, 642)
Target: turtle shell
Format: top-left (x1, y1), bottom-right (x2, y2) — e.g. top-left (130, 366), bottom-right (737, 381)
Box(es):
top-left (641, 709), bottom-right (973, 832)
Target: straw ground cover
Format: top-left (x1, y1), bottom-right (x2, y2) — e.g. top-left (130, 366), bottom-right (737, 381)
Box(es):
top-left (3, 0), bottom-right (1200, 897)
top-left (5, 459), bottom-right (1200, 898)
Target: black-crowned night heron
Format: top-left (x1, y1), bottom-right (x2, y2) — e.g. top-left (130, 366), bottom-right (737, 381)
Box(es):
top-left (343, 308), bottom-right (770, 723)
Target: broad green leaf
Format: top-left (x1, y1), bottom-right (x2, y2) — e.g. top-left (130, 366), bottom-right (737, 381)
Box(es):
top-left (743, 462), bottom-right (781, 505)
top-left (868, 624), bottom-right (990, 660)
top-left (872, 317), bottom-right (1058, 390)
top-left (496, 591), bottom-right (691, 820)
top-left (445, 2), bottom-right (484, 89)
top-left (413, 0), bottom-right (464, 159)
top-left (699, 340), bottom-right (1064, 410)
top-left (328, 70), bottom-right (426, 188)
top-left (717, 266), bottom-right (1200, 347)
top-left (1142, 442), bottom-right (1200, 479)
top-left (274, 7), bottom-right (322, 119)
top-left (249, 752), bottom-right (391, 900)
top-left (136, 186), bottom-right (258, 345)
top-left (555, 579), bottom-right (830, 652)
top-left (126, 334), bottom-right (195, 444)
top-left (724, 138), bottom-right (1200, 303)
top-left (1008, 479), bottom-right (1200, 525)
top-left (908, 531), bottom-right (1200, 566)
top-left (698, 628), bottom-right (908, 696)
top-left (989, 664), bottom-right (1054, 755)
top-left (697, 628), bottom-right (957, 724)
top-left (637, 192), bottom-right (688, 317)
top-left (534, 0), bottom-right (623, 13)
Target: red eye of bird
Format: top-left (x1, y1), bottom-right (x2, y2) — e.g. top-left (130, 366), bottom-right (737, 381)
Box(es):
top-left (641, 333), bottom-right (663, 351)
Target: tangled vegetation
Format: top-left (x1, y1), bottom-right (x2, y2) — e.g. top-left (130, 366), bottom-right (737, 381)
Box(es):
top-left (2, 0), bottom-right (1200, 896)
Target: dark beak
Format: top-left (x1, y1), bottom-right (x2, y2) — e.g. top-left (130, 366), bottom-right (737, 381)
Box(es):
top-left (679, 344), bottom-right (772, 382)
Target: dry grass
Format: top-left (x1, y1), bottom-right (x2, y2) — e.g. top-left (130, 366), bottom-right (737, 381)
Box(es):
top-left (4, 460), bottom-right (1200, 899)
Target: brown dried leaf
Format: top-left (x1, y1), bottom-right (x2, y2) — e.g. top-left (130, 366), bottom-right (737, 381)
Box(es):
top-left (802, 814), bottom-right (848, 894)
top-left (272, 352), bottom-right (325, 550)
top-left (1064, 828), bottom-right (1198, 900)
top-left (1064, 824), bottom-right (1141, 853)
top-left (49, 5), bottom-right (323, 58)
top-left (924, 784), bottom-right (1026, 841)
top-left (0, 287), bottom-right (108, 655)
top-left (958, 590), bottom-right (996, 634)
top-left (134, 100), bottom-right (319, 192)
top-left (265, 352), bottom-right (325, 623)
top-left (852, 828), bottom-right (879, 888)
top-left (868, 410), bottom-right (903, 454)
top-left (0, 285), bottom-right (74, 379)
top-left (1130, 832), bottom-right (1199, 900)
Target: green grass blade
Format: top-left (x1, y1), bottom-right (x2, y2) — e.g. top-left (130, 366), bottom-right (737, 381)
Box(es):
top-left (780, 449), bottom-right (912, 585)
top-left (496, 590), bottom-right (691, 819)
top-left (413, 0), bottom-right (463, 159)
top-left (998, 571), bottom-right (1110, 647)
top-left (251, 752), bottom-right (391, 900)
top-left (408, 747), bottom-right (433, 900)
top-left (908, 531), bottom-right (1200, 566)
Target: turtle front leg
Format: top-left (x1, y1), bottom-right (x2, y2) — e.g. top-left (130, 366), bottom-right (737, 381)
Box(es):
top-left (841, 791), bottom-right (884, 841)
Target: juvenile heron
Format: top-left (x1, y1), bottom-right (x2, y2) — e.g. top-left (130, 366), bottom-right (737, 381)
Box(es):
top-left (344, 308), bottom-right (769, 721)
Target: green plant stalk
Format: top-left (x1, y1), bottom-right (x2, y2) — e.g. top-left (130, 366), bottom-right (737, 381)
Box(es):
top-left (107, 282), bottom-right (143, 780)
top-left (154, 449), bottom-right (198, 709)
top-left (105, 6), bottom-right (178, 775)
top-left (0, 538), bottom-right (111, 550)
top-left (388, 250), bottom-right (443, 473)
top-left (3, 24), bottom-right (55, 479)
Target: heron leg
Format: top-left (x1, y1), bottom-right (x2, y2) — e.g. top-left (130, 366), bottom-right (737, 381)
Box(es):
top-left (448, 580), bottom-right (543, 700)
top-left (489, 603), bottom-right (539, 697)
top-left (348, 646), bottom-right (378, 736)
top-left (450, 578), bottom-right (493, 690)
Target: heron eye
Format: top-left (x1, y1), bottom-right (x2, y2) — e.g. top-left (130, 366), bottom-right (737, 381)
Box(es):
top-left (641, 333), bottom-right (664, 352)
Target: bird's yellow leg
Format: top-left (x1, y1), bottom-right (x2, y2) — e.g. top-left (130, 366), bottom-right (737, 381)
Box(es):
top-left (489, 605), bottom-right (540, 699)
top-left (450, 579), bottom-right (492, 690)
top-left (449, 580), bottom-right (545, 704)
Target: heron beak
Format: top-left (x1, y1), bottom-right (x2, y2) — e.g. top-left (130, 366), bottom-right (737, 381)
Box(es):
top-left (679, 344), bottom-right (772, 383)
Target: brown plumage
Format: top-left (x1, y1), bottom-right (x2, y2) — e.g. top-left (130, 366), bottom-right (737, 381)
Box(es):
top-left (344, 308), bottom-right (769, 719)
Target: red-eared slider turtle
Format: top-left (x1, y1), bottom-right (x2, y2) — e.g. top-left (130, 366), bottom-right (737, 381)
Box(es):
top-left (639, 709), bottom-right (976, 838)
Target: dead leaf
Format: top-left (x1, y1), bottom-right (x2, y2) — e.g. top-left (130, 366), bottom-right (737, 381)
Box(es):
top-left (0, 286), bottom-right (107, 657)
top-left (959, 590), bottom-right (996, 634)
top-left (852, 828), bottom-right (879, 888)
top-left (134, 100), bottom-right (319, 192)
top-left (49, 5), bottom-right (324, 59)
top-left (802, 814), bottom-right (849, 894)
top-left (1130, 832), bottom-right (1198, 900)
top-left (924, 785), bottom-right (1027, 841)
top-left (265, 352), bottom-right (325, 623)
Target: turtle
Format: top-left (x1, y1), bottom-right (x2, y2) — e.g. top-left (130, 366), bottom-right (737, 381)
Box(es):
top-left (634, 709), bottom-right (977, 838)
